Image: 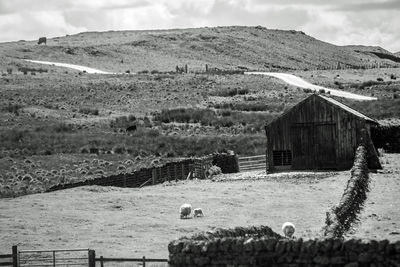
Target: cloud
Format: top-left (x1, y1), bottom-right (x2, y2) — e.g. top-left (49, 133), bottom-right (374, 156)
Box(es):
top-left (331, 0), bottom-right (400, 11)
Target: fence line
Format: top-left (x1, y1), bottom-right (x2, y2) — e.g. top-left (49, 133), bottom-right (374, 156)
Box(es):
top-left (96, 256), bottom-right (168, 267)
top-left (0, 246), bottom-right (17, 267)
top-left (47, 153), bottom-right (240, 192)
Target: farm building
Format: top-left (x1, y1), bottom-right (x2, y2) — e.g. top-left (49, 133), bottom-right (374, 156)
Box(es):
top-left (265, 94), bottom-right (381, 171)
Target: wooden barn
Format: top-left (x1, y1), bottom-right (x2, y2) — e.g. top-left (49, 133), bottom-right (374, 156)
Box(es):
top-left (265, 94), bottom-right (381, 171)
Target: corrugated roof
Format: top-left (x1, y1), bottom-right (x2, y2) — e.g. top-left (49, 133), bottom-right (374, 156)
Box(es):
top-left (318, 95), bottom-right (377, 123)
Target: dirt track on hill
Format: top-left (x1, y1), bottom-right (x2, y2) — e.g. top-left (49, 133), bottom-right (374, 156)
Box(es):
top-left (25, 60), bottom-right (114, 74)
top-left (246, 72), bottom-right (378, 101)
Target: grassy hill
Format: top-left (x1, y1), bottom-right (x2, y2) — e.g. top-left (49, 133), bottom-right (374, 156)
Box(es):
top-left (1, 26), bottom-right (398, 73)
top-left (1, 26), bottom-right (400, 198)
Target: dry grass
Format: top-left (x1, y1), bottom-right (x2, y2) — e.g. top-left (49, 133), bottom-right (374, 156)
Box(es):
top-left (0, 170), bottom-right (349, 257)
top-left (346, 153), bottom-right (400, 241)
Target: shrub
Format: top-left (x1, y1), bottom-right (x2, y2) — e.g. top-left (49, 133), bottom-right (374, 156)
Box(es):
top-left (154, 108), bottom-right (215, 124)
top-left (390, 74), bottom-right (397, 80)
top-left (110, 115), bottom-right (136, 129)
top-left (150, 70), bottom-right (160, 74)
top-left (138, 70), bottom-right (149, 74)
top-left (79, 146), bottom-right (90, 154)
top-left (207, 165), bottom-right (222, 177)
top-left (377, 77), bottom-right (384, 82)
top-left (2, 103), bottom-right (23, 115)
top-left (112, 144), bottom-right (126, 154)
top-left (214, 102), bottom-right (269, 112)
top-left (79, 107), bottom-right (99, 115)
top-left (210, 87), bottom-right (250, 97)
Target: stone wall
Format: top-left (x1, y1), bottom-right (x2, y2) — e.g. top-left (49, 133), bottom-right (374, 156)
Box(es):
top-left (168, 228), bottom-right (400, 266)
top-left (324, 145), bottom-right (370, 238)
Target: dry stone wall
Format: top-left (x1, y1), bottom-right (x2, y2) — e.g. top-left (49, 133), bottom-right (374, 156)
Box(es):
top-left (324, 145), bottom-right (370, 238)
top-left (168, 234), bottom-right (400, 266)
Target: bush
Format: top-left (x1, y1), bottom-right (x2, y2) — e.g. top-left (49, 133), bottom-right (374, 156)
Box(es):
top-left (207, 165), bottom-right (222, 177)
top-left (110, 115), bottom-right (137, 129)
top-left (79, 107), bottom-right (99, 116)
top-left (112, 145), bottom-right (126, 154)
top-left (2, 103), bottom-right (23, 115)
top-left (210, 87), bottom-right (250, 97)
top-left (154, 108), bottom-right (216, 124)
top-left (377, 77), bottom-right (384, 82)
top-left (214, 102), bottom-right (269, 112)
top-left (390, 74), bottom-right (397, 80)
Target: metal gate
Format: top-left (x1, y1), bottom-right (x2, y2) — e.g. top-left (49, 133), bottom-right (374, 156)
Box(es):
top-left (18, 248), bottom-right (90, 267)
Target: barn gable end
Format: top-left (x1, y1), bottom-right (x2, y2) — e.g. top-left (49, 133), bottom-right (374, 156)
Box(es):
top-left (265, 94), bottom-right (381, 171)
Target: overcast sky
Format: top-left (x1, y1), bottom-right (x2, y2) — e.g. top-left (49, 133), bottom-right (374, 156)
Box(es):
top-left (0, 0), bottom-right (399, 52)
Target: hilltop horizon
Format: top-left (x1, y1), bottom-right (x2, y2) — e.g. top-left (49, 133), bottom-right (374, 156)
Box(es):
top-left (0, 25), bottom-right (398, 54)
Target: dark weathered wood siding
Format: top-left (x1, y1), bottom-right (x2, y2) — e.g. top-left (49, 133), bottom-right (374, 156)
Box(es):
top-left (266, 94), bottom-right (374, 171)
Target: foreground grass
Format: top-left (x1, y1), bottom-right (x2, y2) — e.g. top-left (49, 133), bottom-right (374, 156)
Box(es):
top-left (0, 171), bottom-right (348, 257)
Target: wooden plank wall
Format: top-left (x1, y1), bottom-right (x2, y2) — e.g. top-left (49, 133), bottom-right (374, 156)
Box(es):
top-left (47, 160), bottom-right (194, 192)
top-left (266, 95), bottom-right (368, 171)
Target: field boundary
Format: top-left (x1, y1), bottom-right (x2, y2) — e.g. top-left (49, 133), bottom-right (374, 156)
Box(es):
top-left (323, 144), bottom-right (370, 237)
top-left (47, 153), bottom-right (240, 192)
top-left (0, 246), bottom-right (17, 267)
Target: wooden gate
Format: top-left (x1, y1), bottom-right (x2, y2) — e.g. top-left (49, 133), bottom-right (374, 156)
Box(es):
top-left (238, 155), bottom-right (266, 171)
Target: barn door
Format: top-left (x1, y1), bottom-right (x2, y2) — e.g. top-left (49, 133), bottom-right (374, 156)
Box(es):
top-left (291, 125), bottom-right (314, 169)
top-left (315, 124), bottom-right (337, 169)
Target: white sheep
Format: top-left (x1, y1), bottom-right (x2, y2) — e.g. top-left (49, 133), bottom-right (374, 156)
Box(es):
top-left (282, 222), bottom-right (295, 238)
top-left (193, 208), bottom-right (204, 217)
top-left (179, 203), bottom-right (192, 219)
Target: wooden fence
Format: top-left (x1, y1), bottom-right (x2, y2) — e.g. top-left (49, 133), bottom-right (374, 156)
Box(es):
top-left (0, 246), bottom-right (168, 267)
top-left (238, 155), bottom-right (266, 172)
top-left (47, 159), bottom-right (194, 192)
top-left (0, 246), bottom-right (16, 267)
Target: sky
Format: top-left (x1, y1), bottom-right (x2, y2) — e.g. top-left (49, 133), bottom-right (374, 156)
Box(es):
top-left (0, 0), bottom-right (399, 52)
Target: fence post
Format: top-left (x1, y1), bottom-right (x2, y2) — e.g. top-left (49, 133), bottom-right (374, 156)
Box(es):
top-left (174, 164), bottom-right (177, 182)
top-left (181, 163), bottom-right (184, 180)
top-left (123, 173), bottom-right (126, 187)
top-left (100, 256), bottom-right (104, 267)
top-left (53, 251), bottom-right (56, 267)
top-left (167, 165), bottom-right (170, 182)
top-left (142, 256), bottom-right (146, 267)
top-left (12, 245), bottom-right (17, 267)
top-left (88, 250), bottom-right (96, 267)
top-left (152, 168), bottom-right (156, 185)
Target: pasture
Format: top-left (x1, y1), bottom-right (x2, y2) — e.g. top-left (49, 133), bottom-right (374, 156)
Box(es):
top-left (0, 170), bottom-right (349, 258)
top-left (0, 155), bottom-right (399, 259)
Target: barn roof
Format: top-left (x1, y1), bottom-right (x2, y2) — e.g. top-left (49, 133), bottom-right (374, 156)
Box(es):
top-left (266, 94), bottom-right (377, 127)
top-left (318, 95), bottom-right (377, 123)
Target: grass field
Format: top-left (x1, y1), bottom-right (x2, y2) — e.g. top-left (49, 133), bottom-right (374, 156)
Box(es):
top-left (346, 153), bottom-right (400, 241)
top-left (0, 170), bottom-right (349, 258)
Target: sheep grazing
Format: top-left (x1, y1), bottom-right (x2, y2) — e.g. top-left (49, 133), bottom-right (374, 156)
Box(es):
top-left (193, 208), bottom-right (204, 217)
top-left (179, 203), bottom-right (192, 219)
top-left (282, 222), bottom-right (295, 238)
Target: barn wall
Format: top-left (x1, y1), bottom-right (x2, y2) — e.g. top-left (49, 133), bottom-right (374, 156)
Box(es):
top-left (266, 95), bottom-right (368, 171)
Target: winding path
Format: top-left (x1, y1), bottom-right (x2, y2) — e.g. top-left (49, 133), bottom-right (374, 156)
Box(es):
top-left (25, 60), bottom-right (377, 101)
top-left (25, 60), bottom-right (114, 74)
top-left (245, 72), bottom-right (377, 101)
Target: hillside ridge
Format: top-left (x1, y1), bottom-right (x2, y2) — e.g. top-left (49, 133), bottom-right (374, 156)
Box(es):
top-left (0, 26), bottom-right (398, 72)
